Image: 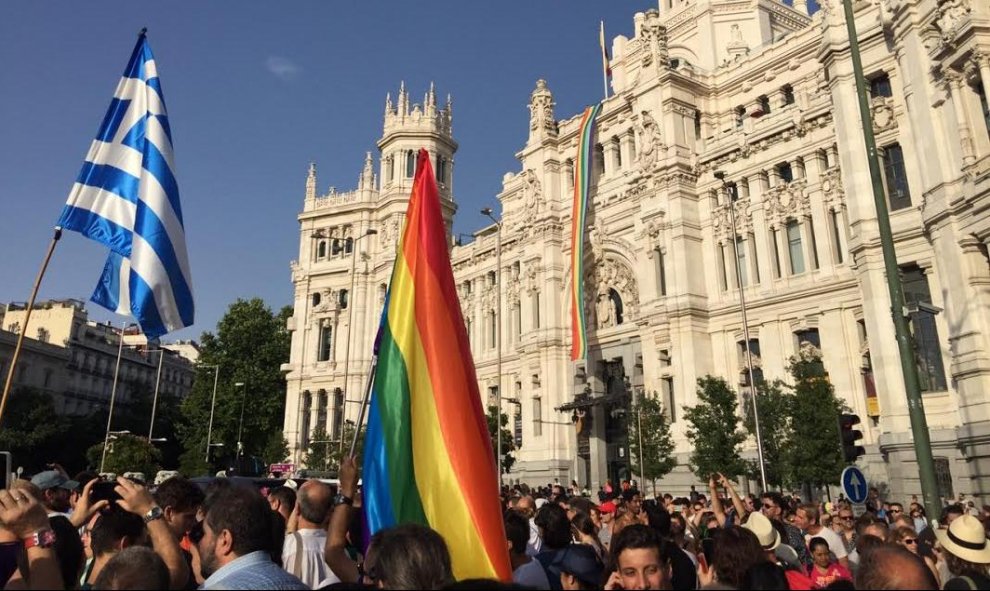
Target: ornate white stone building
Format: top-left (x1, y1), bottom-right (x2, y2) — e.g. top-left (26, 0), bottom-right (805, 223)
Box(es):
top-left (284, 0), bottom-right (990, 498)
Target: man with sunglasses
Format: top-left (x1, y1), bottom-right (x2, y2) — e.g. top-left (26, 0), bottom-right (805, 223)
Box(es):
top-left (761, 492), bottom-right (811, 567)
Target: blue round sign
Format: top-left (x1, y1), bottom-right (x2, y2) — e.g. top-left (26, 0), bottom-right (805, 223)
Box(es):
top-left (841, 466), bottom-right (868, 504)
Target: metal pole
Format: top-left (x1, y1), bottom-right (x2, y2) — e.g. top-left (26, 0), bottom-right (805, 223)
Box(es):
top-left (148, 349), bottom-right (164, 442)
top-left (236, 383), bottom-right (247, 458)
top-left (727, 187), bottom-right (769, 492)
top-left (349, 352), bottom-right (380, 458)
top-left (841, 0), bottom-right (940, 518)
top-left (482, 208), bottom-right (504, 488)
top-left (0, 228), bottom-right (62, 428)
top-left (340, 229), bottom-right (377, 454)
top-left (100, 323), bottom-right (127, 474)
top-left (637, 404), bottom-right (645, 490)
top-left (205, 366), bottom-right (219, 464)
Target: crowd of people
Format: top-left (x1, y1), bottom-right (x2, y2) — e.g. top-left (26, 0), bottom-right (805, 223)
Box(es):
top-left (0, 463), bottom-right (989, 590)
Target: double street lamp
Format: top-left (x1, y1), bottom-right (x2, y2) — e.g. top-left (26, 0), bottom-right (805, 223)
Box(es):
top-left (201, 364), bottom-right (221, 464)
top-left (339, 228), bottom-right (377, 454)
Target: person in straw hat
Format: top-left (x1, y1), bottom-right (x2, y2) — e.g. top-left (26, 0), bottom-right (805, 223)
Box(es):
top-left (935, 514), bottom-right (990, 589)
top-left (743, 511), bottom-right (813, 590)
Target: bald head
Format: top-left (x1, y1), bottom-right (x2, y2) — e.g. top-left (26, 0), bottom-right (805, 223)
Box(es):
top-left (856, 544), bottom-right (937, 590)
top-left (515, 495), bottom-right (535, 518)
top-left (297, 480), bottom-right (333, 527)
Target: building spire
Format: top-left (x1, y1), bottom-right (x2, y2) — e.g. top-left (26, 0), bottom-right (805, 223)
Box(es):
top-left (398, 81), bottom-right (408, 117)
top-left (385, 91), bottom-right (393, 116)
top-left (360, 151), bottom-right (374, 189)
top-left (305, 162), bottom-right (317, 200)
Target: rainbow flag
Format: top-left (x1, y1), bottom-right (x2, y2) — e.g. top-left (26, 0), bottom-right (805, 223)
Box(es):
top-left (570, 104), bottom-right (602, 361)
top-left (362, 149), bottom-right (511, 581)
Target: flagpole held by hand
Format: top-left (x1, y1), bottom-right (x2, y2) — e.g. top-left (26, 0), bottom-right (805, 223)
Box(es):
top-left (0, 227), bottom-right (62, 428)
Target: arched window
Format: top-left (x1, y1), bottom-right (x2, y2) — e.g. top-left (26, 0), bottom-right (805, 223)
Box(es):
top-left (339, 289), bottom-right (349, 310)
top-left (406, 150), bottom-right (416, 177)
top-left (317, 241), bottom-right (327, 259)
top-left (301, 391), bottom-right (312, 445)
top-left (344, 237), bottom-right (354, 254)
top-left (311, 292), bottom-right (322, 307)
top-left (331, 239), bottom-right (341, 256)
top-left (608, 288), bottom-right (624, 325)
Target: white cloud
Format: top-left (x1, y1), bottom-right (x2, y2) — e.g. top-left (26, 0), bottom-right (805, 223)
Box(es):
top-left (265, 56), bottom-right (301, 80)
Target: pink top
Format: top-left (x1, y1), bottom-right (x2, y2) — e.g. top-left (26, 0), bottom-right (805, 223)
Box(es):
top-left (807, 563), bottom-right (852, 589)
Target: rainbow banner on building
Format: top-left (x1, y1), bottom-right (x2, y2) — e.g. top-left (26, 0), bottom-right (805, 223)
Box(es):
top-left (570, 104), bottom-right (602, 361)
top-left (362, 149), bottom-right (511, 581)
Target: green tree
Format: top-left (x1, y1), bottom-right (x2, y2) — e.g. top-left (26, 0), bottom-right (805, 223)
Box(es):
top-left (177, 298), bottom-right (292, 475)
top-left (628, 393), bottom-right (676, 497)
top-left (86, 433), bottom-right (162, 477)
top-left (0, 388), bottom-right (71, 473)
top-left (303, 426), bottom-right (333, 471)
top-left (782, 348), bottom-right (846, 494)
top-left (487, 405), bottom-right (516, 475)
top-left (742, 380), bottom-right (793, 489)
top-left (262, 431), bottom-right (290, 468)
top-left (683, 377), bottom-right (748, 481)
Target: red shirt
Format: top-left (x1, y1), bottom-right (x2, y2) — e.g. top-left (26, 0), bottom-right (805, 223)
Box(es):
top-left (807, 563), bottom-right (852, 589)
top-left (785, 569), bottom-right (814, 591)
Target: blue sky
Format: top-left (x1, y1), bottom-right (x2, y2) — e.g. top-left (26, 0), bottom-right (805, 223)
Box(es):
top-left (2, 1), bottom-right (667, 341)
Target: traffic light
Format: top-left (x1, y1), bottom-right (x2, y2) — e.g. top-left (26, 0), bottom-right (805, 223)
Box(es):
top-left (840, 413), bottom-right (866, 463)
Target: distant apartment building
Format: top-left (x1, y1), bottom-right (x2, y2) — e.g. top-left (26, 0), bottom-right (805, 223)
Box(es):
top-left (1, 299), bottom-right (197, 415)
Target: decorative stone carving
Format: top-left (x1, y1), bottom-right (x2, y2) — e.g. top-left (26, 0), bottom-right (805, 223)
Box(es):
top-left (871, 97), bottom-right (897, 132)
top-left (933, 0), bottom-right (971, 47)
top-left (313, 288), bottom-right (339, 313)
top-left (522, 169), bottom-right (543, 211)
top-left (637, 9), bottom-right (669, 68)
top-left (590, 217), bottom-right (607, 262)
top-left (727, 24), bottom-right (750, 59)
top-left (711, 199), bottom-right (753, 243)
top-left (526, 264), bottom-right (541, 294)
top-left (642, 217), bottom-right (665, 256)
top-left (379, 216), bottom-right (400, 250)
top-left (820, 166), bottom-right (845, 211)
top-left (764, 181), bottom-right (810, 228)
top-left (585, 257), bottom-right (640, 326)
top-left (528, 79), bottom-right (558, 138)
top-left (636, 110), bottom-right (665, 171)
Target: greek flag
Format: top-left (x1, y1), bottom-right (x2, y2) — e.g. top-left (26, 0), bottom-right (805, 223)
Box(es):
top-left (57, 31), bottom-right (193, 338)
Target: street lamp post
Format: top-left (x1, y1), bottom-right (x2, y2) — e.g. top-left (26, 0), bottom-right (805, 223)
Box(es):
top-left (235, 382), bottom-right (247, 459)
top-left (202, 365), bottom-right (220, 465)
top-left (100, 322), bottom-right (131, 474)
top-left (715, 171), bottom-right (768, 492)
top-left (147, 347), bottom-right (166, 442)
top-left (339, 228), bottom-right (378, 454)
top-left (481, 207), bottom-right (503, 488)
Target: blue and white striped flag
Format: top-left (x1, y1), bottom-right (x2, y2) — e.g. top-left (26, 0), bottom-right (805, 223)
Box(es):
top-left (57, 32), bottom-right (193, 338)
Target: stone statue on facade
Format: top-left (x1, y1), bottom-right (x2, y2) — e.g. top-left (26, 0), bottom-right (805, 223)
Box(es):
top-left (522, 169), bottom-right (543, 211)
top-left (637, 111), bottom-right (664, 170)
top-left (596, 293), bottom-right (615, 329)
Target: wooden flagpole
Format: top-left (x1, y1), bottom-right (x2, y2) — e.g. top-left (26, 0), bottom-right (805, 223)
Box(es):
top-left (0, 228), bottom-right (63, 428)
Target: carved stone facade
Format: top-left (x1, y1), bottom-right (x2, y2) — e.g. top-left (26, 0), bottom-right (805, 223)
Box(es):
top-left (286, 1), bottom-right (990, 497)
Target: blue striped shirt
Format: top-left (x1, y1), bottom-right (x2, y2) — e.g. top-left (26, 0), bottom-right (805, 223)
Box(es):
top-left (199, 551), bottom-right (308, 590)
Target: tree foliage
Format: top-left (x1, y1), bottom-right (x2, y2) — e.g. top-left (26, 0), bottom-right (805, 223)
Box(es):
top-left (303, 426), bottom-right (333, 471)
top-left (628, 393), bottom-right (676, 496)
top-left (0, 388), bottom-right (71, 473)
top-left (177, 298), bottom-right (292, 475)
top-left (86, 433), bottom-right (162, 477)
top-left (683, 377), bottom-right (748, 480)
top-left (487, 405), bottom-right (516, 475)
top-left (782, 348), bottom-right (846, 491)
top-left (742, 380), bottom-right (792, 489)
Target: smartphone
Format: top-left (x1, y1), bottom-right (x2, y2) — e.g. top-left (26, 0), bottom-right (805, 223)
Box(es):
top-left (91, 480), bottom-right (122, 505)
top-left (697, 551), bottom-right (709, 574)
top-left (0, 542), bottom-right (19, 587)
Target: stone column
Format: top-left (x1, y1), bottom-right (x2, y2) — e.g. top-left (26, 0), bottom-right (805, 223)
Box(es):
top-left (947, 72), bottom-right (977, 166)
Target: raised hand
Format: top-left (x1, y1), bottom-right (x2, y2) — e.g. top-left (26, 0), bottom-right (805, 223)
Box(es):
top-left (70, 477), bottom-right (109, 527)
top-left (0, 489), bottom-right (50, 538)
top-left (114, 477), bottom-right (157, 516)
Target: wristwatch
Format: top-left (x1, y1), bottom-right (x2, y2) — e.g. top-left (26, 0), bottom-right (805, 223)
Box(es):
top-left (333, 494), bottom-right (354, 508)
top-left (23, 529), bottom-right (56, 550)
top-left (143, 505), bottom-right (164, 524)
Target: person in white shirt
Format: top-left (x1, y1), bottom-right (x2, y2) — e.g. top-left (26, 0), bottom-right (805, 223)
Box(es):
top-left (794, 503), bottom-right (849, 569)
top-left (282, 480), bottom-right (340, 588)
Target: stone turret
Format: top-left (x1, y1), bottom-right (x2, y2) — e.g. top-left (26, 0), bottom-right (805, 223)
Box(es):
top-left (305, 162), bottom-right (317, 201)
top-left (528, 79), bottom-right (558, 142)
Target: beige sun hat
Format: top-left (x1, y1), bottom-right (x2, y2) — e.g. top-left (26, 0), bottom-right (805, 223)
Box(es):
top-left (743, 511), bottom-right (781, 551)
top-left (934, 515), bottom-right (990, 564)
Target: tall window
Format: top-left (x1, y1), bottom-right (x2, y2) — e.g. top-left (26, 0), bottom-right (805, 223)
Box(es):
top-left (514, 382), bottom-right (523, 447)
top-left (301, 391), bottom-right (312, 447)
top-left (436, 155), bottom-right (447, 185)
top-left (694, 110), bottom-right (702, 139)
top-left (488, 311), bottom-right (497, 350)
top-left (771, 229), bottom-right (783, 278)
top-left (595, 144), bottom-right (606, 176)
top-left (786, 220), bottom-right (805, 274)
top-left (316, 390), bottom-right (328, 437)
top-left (901, 265), bottom-right (947, 392)
top-left (718, 244), bottom-right (729, 291)
top-left (882, 143), bottom-right (912, 211)
top-left (608, 289), bottom-right (624, 325)
top-left (332, 388), bottom-right (344, 440)
top-left (978, 83), bottom-right (990, 137)
top-left (777, 162), bottom-right (794, 184)
top-left (870, 73), bottom-right (893, 99)
top-left (405, 150), bottom-right (415, 177)
top-left (654, 249), bottom-right (667, 296)
top-left (339, 289), bottom-right (349, 310)
top-left (782, 84), bottom-right (795, 106)
top-left (735, 236), bottom-right (748, 287)
top-left (738, 339), bottom-right (764, 387)
top-left (317, 241), bottom-right (327, 259)
top-left (532, 292), bottom-right (541, 329)
top-left (794, 328), bottom-right (821, 350)
top-left (344, 237), bottom-right (353, 254)
top-left (613, 137), bottom-right (622, 170)
top-left (533, 396), bottom-right (542, 436)
top-left (318, 324), bottom-right (333, 362)
top-left (384, 155), bottom-right (393, 184)
top-left (513, 303), bottom-right (522, 342)
top-left (312, 292), bottom-right (322, 307)
top-left (758, 95), bottom-right (771, 116)
top-left (735, 106), bottom-right (745, 128)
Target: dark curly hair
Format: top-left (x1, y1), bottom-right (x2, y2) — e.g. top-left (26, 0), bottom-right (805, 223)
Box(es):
top-left (711, 525), bottom-right (764, 588)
